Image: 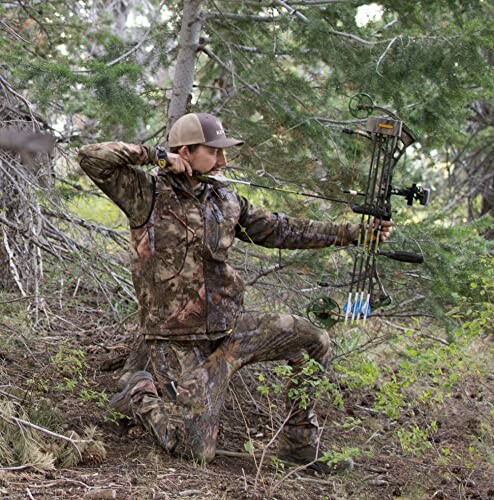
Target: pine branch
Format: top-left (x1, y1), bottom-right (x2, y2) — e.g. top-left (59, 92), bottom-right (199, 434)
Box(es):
top-left (326, 28), bottom-right (382, 46)
top-left (0, 19), bottom-right (32, 44)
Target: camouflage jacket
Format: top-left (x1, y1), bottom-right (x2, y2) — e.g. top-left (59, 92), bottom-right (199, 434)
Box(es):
top-left (78, 142), bottom-right (359, 341)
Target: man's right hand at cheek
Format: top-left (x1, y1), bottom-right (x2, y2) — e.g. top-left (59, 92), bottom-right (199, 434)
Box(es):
top-left (163, 152), bottom-right (193, 177)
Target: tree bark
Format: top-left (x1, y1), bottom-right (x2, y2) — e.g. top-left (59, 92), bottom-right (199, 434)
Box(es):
top-left (167, 0), bottom-right (204, 131)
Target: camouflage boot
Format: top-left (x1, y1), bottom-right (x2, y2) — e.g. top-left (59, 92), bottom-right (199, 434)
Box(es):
top-left (110, 371), bottom-right (183, 455)
top-left (117, 336), bottom-right (150, 390)
top-left (277, 424), bottom-right (354, 475)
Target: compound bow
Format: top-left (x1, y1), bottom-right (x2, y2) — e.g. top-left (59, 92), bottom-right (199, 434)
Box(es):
top-left (306, 93), bottom-right (430, 328)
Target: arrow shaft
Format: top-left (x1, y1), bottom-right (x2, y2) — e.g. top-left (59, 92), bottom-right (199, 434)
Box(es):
top-left (203, 174), bottom-right (351, 204)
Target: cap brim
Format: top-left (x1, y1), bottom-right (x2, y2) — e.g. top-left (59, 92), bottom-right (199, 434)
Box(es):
top-left (204, 137), bottom-right (244, 148)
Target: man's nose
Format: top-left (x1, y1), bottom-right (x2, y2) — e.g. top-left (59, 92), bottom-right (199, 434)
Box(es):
top-left (216, 150), bottom-right (226, 167)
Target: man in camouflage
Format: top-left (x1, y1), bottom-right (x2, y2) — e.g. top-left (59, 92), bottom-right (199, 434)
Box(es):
top-left (78, 113), bottom-right (392, 472)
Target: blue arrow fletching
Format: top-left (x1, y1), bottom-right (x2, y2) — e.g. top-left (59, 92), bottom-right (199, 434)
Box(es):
top-left (344, 298), bottom-right (372, 319)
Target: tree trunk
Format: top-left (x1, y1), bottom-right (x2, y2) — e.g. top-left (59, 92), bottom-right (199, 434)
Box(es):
top-left (167, 0), bottom-right (204, 130)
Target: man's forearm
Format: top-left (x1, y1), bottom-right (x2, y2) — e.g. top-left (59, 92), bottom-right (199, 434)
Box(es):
top-left (277, 218), bottom-right (361, 248)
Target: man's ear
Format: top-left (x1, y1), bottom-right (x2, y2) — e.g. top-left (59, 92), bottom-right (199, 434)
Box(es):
top-left (178, 146), bottom-right (190, 160)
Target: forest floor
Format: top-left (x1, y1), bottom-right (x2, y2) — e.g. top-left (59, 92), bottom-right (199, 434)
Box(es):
top-left (1, 293), bottom-right (493, 500)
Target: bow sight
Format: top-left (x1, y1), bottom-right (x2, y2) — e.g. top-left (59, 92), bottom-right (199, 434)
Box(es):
top-left (391, 184), bottom-right (430, 207)
top-left (306, 93), bottom-right (430, 328)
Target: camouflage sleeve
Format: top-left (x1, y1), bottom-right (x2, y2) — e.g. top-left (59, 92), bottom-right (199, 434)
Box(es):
top-left (78, 142), bottom-right (156, 228)
top-left (235, 195), bottom-right (360, 249)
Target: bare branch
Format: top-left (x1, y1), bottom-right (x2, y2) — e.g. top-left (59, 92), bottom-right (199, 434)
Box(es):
top-left (289, 0), bottom-right (358, 4)
top-left (219, 0), bottom-right (358, 6)
top-left (105, 0), bottom-right (167, 67)
top-left (0, 19), bottom-right (32, 44)
top-left (205, 12), bottom-right (276, 22)
top-left (0, 74), bottom-right (37, 124)
top-left (246, 251), bottom-right (301, 286)
top-left (273, 0), bottom-right (309, 22)
top-left (376, 36), bottom-right (398, 76)
top-left (327, 28), bottom-right (383, 46)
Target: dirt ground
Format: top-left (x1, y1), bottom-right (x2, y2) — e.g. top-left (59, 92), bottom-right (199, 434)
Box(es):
top-left (1, 300), bottom-right (493, 500)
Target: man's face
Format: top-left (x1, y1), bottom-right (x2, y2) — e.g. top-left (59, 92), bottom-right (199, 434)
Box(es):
top-left (184, 145), bottom-right (226, 175)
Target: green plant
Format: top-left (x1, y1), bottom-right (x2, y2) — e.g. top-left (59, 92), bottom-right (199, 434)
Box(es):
top-left (80, 388), bottom-right (109, 409)
top-left (320, 446), bottom-right (365, 466)
top-left (396, 423), bottom-right (434, 456)
top-left (50, 343), bottom-right (111, 414)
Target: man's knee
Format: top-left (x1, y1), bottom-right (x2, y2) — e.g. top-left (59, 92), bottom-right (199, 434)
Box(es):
top-left (293, 316), bottom-right (330, 352)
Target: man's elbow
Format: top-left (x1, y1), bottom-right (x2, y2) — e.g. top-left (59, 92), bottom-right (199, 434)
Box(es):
top-left (77, 144), bottom-right (108, 179)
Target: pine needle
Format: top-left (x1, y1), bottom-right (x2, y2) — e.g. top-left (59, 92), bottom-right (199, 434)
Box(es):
top-left (0, 399), bottom-right (106, 470)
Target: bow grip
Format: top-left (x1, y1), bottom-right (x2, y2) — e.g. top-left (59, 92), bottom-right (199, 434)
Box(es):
top-left (378, 250), bottom-right (424, 264)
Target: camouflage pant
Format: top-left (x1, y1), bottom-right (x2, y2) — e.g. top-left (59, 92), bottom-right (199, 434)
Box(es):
top-left (120, 312), bottom-right (331, 462)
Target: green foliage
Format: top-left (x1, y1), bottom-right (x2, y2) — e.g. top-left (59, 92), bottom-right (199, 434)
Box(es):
top-left (374, 374), bottom-right (407, 419)
top-left (257, 354), bottom-right (344, 411)
top-left (323, 253), bottom-right (493, 466)
top-left (2, 1), bottom-right (154, 138)
top-left (17, 59), bottom-right (149, 136)
top-left (67, 192), bottom-right (127, 228)
top-left (53, 344), bottom-right (85, 372)
top-left (396, 423), bottom-right (433, 456)
top-left (244, 439), bottom-right (255, 455)
top-left (384, 216), bottom-right (494, 325)
top-left (334, 356), bottom-right (380, 389)
top-left (80, 388), bottom-right (109, 409)
top-left (452, 254), bottom-right (494, 336)
top-left (50, 343), bottom-right (109, 410)
top-left (320, 447), bottom-right (365, 466)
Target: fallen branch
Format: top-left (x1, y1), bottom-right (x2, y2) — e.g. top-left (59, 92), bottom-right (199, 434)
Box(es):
top-left (0, 464), bottom-right (33, 471)
top-left (0, 410), bottom-right (92, 445)
top-left (0, 295), bottom-right (34, 304)
top-left (216, 449), bottom-right (263, 459)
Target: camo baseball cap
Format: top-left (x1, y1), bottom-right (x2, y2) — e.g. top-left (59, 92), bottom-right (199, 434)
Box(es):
top-left (168, 113), bottom-right (243, 148)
